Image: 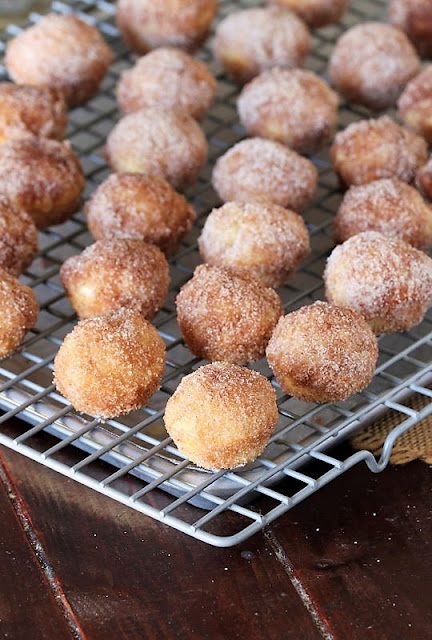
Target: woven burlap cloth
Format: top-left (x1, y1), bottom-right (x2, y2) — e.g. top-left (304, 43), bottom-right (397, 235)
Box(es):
top-left (351, 392), bottom-right (432, 465)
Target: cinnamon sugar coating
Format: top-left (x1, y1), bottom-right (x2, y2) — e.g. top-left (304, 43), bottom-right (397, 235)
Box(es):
top-left (416, 156), bottom-right (432, 200)
top-left (324, 231), bottom-right (432, 334)
top-left (5, 14), bottom-right (113, 108)
top-left (0, 137), bottom-right (85, 229)
top-left (176, 265), bottom-right (283, 365)
top-left (265, 0), bottom-right (348, 29)
top-left (334, 178), bottom-right (432, 250)
top-left (60, 238), bottom-right (170, 321)
top-left (198, 201), bottom-right (310, 288)
top-left (213, 7), bottom-right (310, 85)
top-left (266, 301), bottom-right (378, 403)
top-left (164, 362), bottom-right (278, 469)
top-left (105, 108), bottom-right (207, 191)
top-left (238, 68), bottom-right (338, 155)
top-left (0, 203), bottom-right (38, 276)
top-left (0, 83), bottom-right (67, 144)
top-left (398, 67), bottom-right (432, 145)
top-left (0, 268), bottom-right (38, 358)
top-left (212, 138), bottom-right (317, 211)
top-left (331, 116), bottom-right (427, 187)
top-left (329, 22), bottom-right (420, 111)
top-left (389, 0), bottom-right (432, 59)
top-left (54, 308), bottom-right (166, 418)
top-left (116, 0), bottom-right (217, 54)
top-left (116, 48), bottom-right (216, 120)
top-left (86, 173), bottom-right (196, 255)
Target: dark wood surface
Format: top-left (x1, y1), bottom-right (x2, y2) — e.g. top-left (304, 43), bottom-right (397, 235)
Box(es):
top-left (0, 428), bottom-right (430, 640)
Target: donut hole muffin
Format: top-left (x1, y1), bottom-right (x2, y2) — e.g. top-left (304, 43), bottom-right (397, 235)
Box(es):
top-left (324, 231), bottom-right (432, 334)
top-left (105, 108), bottom-right (207, 191)
top-left (86, 173), bottom-right (196, 255)
top-left (164, 362), bottom-right (278, 469)
top-left (60, 238), bottom-right (170, 320)
top-left (331, 116), bottom-right (427, 187)
top-left (398, 67), bottom-right (432, 146)
top-left (116, 0), bottom-right (218, 54)
top-left (0, 203), bottom-right (38, 276)
top-left (212, 138), bottom-right (317, 211)
top-left (0, 137), bottom-right (85, 229)
top-left (267, 302), bottom-right (378, 403)
top-left (117, 48), bottom-right (216, 120)
top-left (238, 68), bottom-right (338, 155)
top-left (0, 268), bottom-right (38, 358)
top-left (329, 22), bottom-right (420, 111)
top-left (265, 0), bottom-right (349, 29)
top-left (334, 178), bottom-right (432, 250)
top-left (389, 0), bottom-right (432, 59)
top-left (53, 308), bottom-right (166, 418)
top-left (176, 265), bottom-right (283, 365)
top-left (5, 14), bottom-right (113, 108)
top-left (213, 6), bottom-right (310, 85)
top-left (198, 201), bottom-right (310, 288)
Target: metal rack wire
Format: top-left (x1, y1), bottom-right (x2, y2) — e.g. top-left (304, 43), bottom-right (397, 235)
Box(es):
top-left (0, 0), bottom-right (430, 547)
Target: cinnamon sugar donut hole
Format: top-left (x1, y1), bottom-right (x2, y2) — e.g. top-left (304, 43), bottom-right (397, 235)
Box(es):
top-left (0, 203), bottom-right (38, 276)
top-left (176, 265), bottom-right (283, 365)
top-left (266, 301), bottom-right (378, 404)
top-left (198, 201), bottom-right (310, 288)
top-left (54, 308), bottom-right (166, 419)
top-left (116, 0), bottom-right (217, 54)
top-left (0, 268), bottom-right (38, 358)
top-left (389, 0), bottom-right (432, 59)
top-left (0, 83), bottom-right (67, 145)
top-left (328, 22), bottom-right (420, 111)
top-left (0, 137), bottom-right (85, 229)
top-left (331, 116), bottom-right (427, 187)
top-left (398, 67), bottom-right (432, 145)
top-left (116, 48), bottom-right (216, 121)
top-left (213, 7), bottom-right (310, 85)
top-left (164, 362), bottom-right (278, 469)
top-left (416, 156), bottom-right (432, 199)
top-left (5, 14), bottom-right (113, 108)
top-left (86, 173), bottom-right (196, 255)
top-left (238, 68), bottom-right (338, 155)
top-left (60, 238), bottom-right (169, 321)
top-left (324, 231), bottom-right (432, 334)
top-left (265, 0), bottom-right (348, 29)
top-left (334, 178), bottom-right (432, 250)
top-left (212, 138), bottom-right (317, 211)
top-left (105, 108), bottom-right (207, 191)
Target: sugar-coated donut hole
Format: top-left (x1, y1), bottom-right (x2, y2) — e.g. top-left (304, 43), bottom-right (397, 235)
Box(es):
top-left (389, 0), bottom-right (432, 59)
top-left (265, 0), bottom-right (349, 29)
top-left (0, 203), bottom-right (38, 276)
top-left (398, 67), bottom-right (432, 146)
top-left (0, 268), bottom-right (38, 358)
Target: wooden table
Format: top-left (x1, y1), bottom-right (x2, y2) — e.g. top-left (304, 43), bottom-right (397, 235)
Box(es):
top-left (0, 426), bottom-right (430, 640)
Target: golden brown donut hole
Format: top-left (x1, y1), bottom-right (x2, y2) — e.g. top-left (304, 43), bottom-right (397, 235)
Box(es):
top-left (164, 362), bottom-right (278, 469)
top-left (0, 83), bottom-right (67, 145)
top-left (213, 6), bottom-right (310, 85)
top-left (105, 108), bottom-right (207, 191)
top-left (60, 238), bottom-right (170, 321)
top-left (212, 138), bottom-right (317, 211)
top-left (398, 67), bottom-right (432, 146)
top-left (5, 14), bottom-right (113, 108)
top-left (265, 0), bottom-right (349, 29)
top-left (53, 308), bottom-right (166, 418)
top-left (176, 264), bottom-right (283, 365)
top-left (116, 0), bottom-right (217, 54)
top-left (116, 48), bottom-right (216, 121)
top-left (238, 68), bottom-right (338, 155)
top-left (334, 178), bottom-right (432, 250)
top-left (0, 203), bottom-right (38, 276)
top-left (266, 301), bottom-right (378, 404)
top-left (0, 137), bottom-right (85, 229)
top-left (198, 201), bottom-right (310, 288)
top-left (86, 173), bottom-right (196, 255)
top-left (389, 0), bottom-right (432, 59)
top-left (324, 231), bottom-right (432, 334)
top-left (329, 22), bottom-right (420, 111)
top-left (0, 267), bottom-right (38, 358)
top-left (331, 116), bottom-right (427, 187)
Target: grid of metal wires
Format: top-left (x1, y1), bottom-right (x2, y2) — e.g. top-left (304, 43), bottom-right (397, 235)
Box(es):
top-left (0, 0), bottom-right (429, 546)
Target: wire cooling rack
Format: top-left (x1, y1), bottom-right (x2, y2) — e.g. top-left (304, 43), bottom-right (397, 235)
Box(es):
top-left (0, 0), bottom-right (430, 547)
